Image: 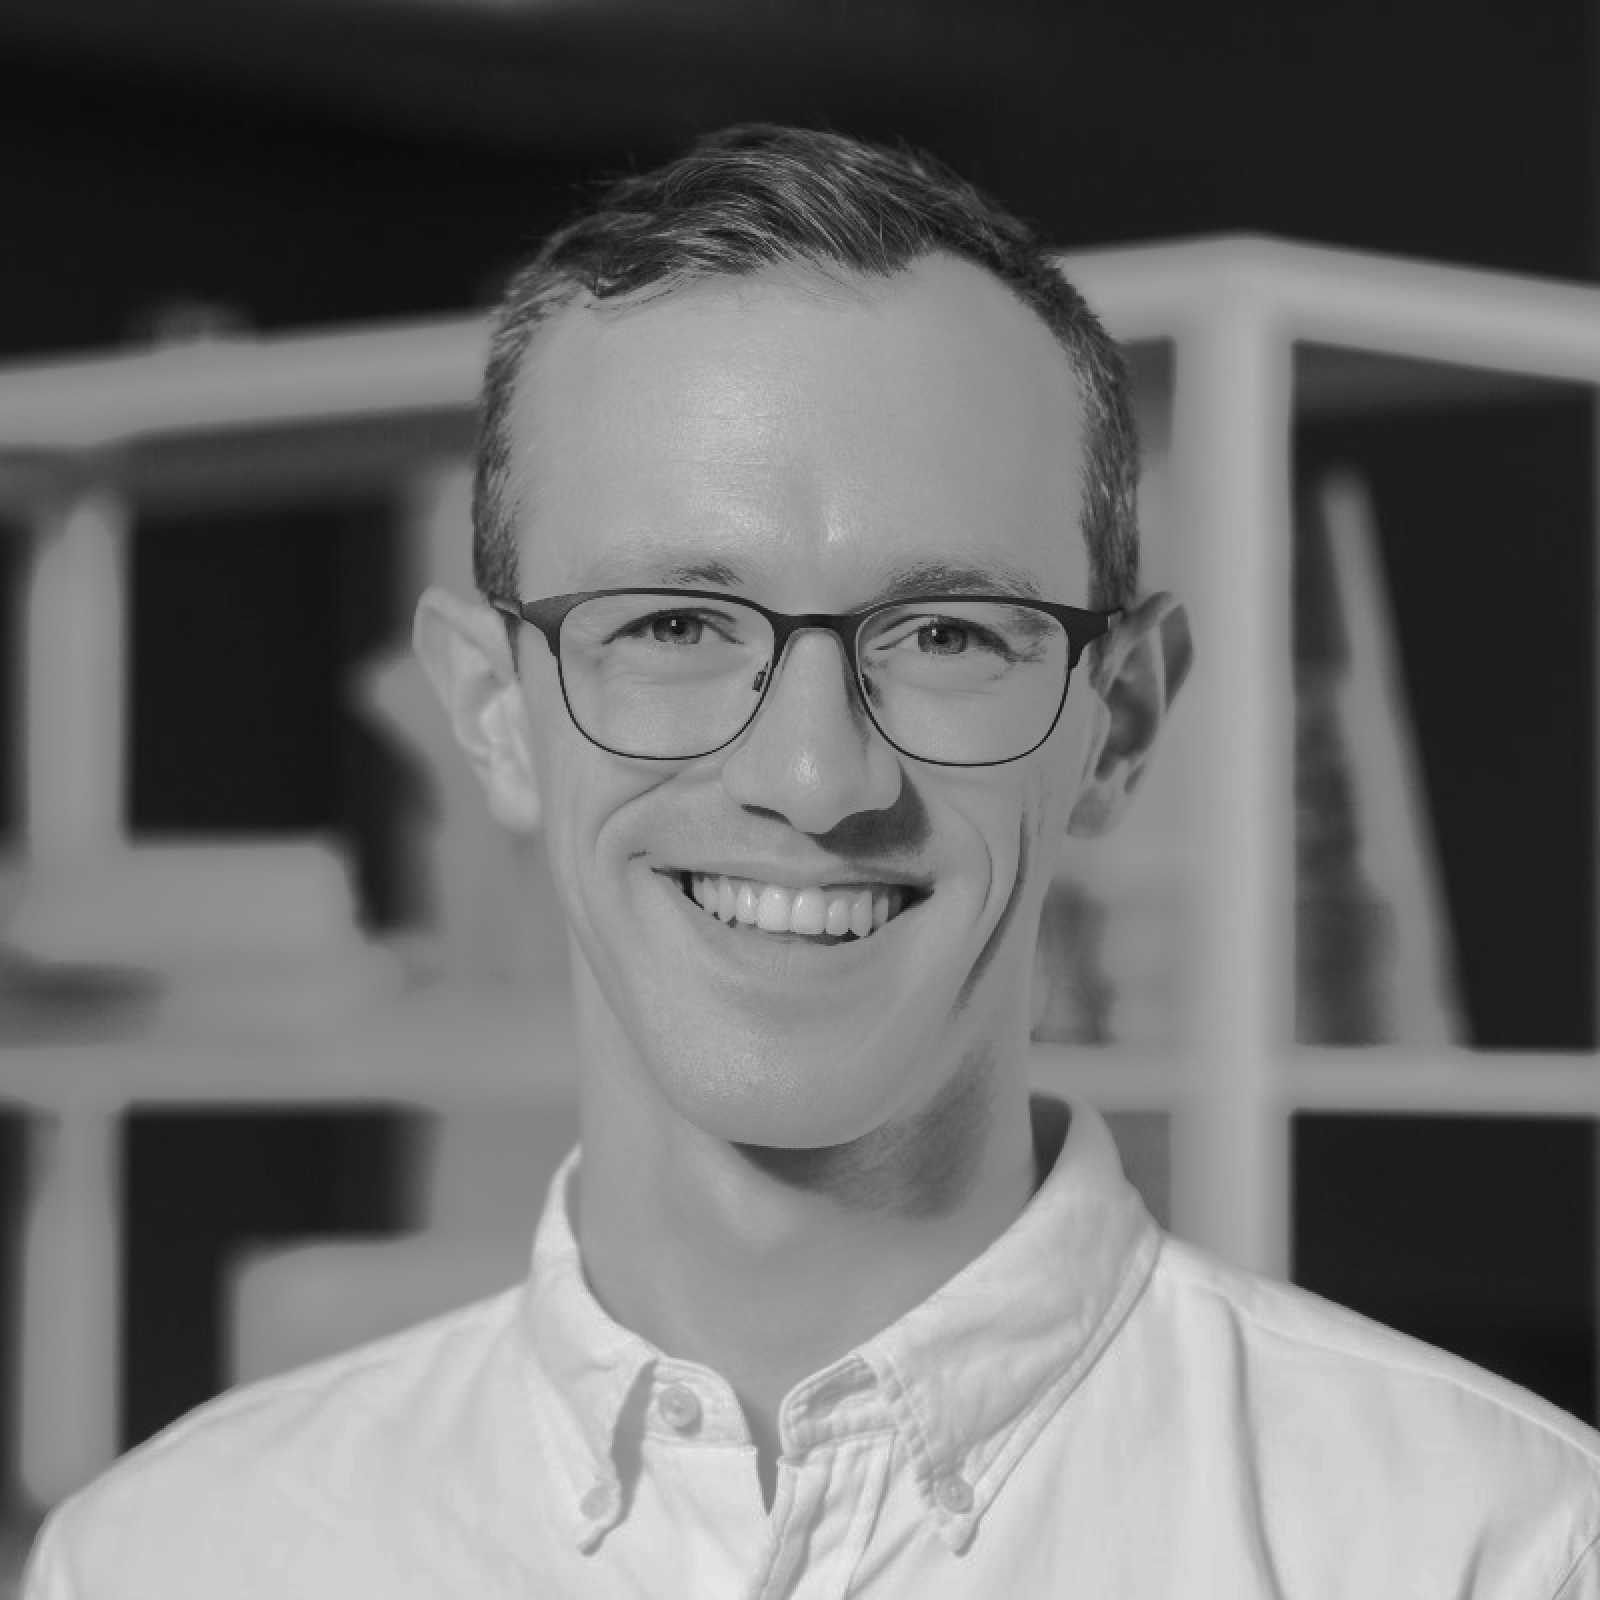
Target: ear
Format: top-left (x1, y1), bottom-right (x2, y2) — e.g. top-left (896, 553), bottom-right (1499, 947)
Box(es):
top-left (412, 587), bottom-right (542, 834)
top-left (1067, 590), bottom-right (1193, 838)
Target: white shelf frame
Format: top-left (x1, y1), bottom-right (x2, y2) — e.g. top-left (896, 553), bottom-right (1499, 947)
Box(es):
top-left (1, 235), bottom-right (1598, 1506)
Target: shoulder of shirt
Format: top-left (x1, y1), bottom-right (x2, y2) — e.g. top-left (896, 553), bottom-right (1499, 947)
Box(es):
top-left (1152, 1231), bottom-right (1600, 1467)
top-left (42, 1284), bottom-right (527, 1548)
top-left (1141, 1237), bottom-right (1600, 1593)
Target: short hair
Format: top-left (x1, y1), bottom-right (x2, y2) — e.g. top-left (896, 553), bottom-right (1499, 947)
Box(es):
top-left (473, 123), bottom-right (1139, 622)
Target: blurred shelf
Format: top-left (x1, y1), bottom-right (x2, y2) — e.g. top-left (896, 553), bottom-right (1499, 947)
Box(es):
top-left (4, 1025), bottom-right (1595, 1122)
top-left (0, 315), bottom-right (482, 453)
top-left (1288, 1048), bottom-right (1600, 1119)
top-left (1070, 235), bottom-right (1600, 386)
top-left (0, 979), bottom-right (581, 1111)
top-left (1029, 1045), bottom-right (1600, 1121)
top-left (1, 237), bottom-right (1595, 516)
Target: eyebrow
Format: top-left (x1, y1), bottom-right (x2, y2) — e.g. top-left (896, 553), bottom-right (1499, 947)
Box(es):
top-left (575, 549), bottom-right (1045, 604)
top-left (869, 559), bottom-right (1043, 603)
top-left (576, 548), bottom-right (743, 590)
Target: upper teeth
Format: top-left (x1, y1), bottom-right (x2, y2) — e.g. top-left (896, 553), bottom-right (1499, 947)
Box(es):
top-left (687, 873), bottom-right (906, 939)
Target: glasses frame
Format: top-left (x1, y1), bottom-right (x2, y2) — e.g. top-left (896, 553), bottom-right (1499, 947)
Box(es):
top-left (490, 587), bottom-right (1120, 768)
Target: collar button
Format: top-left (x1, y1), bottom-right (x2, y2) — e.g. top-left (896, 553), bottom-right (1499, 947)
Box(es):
top-left (657, 1382), bottom-right (703, 1433)
top-left (934, 1474), bottom-right (974, 1516)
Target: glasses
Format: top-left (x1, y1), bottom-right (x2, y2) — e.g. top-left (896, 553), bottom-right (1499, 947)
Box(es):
top-left (491, 587), bottom-right (1118, 768)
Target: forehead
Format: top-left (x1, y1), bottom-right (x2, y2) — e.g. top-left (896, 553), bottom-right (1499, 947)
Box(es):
top-left (503, 254), bottom-right (1091, 599)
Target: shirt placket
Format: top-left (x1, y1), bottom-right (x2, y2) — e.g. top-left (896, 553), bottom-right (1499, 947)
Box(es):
top-left (631, 1365), bottom-right (770, 1594)
top-left (741, 1364), bottom-right (898, 1600)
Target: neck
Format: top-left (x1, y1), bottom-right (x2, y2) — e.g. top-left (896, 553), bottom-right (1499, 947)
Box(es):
top-left (571, 991), bottom-right (1040, 1492)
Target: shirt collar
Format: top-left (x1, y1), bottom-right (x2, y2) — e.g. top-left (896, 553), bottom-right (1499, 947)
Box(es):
top-left (518, 1095), bottom-right (1160, 1551)
top-left (517, 1156), bottom-right (653, 1551)
top-left (855, 1095), bottom-right (1160, 1547)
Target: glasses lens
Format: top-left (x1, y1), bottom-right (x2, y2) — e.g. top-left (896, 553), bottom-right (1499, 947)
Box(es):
top-left (559, 593), bottom-right (774, 757)
top-left (858, 601), bottom-right (1070, 764)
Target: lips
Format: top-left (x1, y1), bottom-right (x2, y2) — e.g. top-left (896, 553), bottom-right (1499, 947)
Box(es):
top-left (675, 871), bottom-right (924, 942)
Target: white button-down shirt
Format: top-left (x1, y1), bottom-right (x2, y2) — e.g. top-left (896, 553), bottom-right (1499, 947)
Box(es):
top-left (25, 1098), bottom-right (1600, 1597)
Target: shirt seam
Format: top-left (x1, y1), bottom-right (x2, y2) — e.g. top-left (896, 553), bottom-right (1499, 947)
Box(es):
top-left (636, 1433), bottom-right (762, 1452)
top-left (1555, 1529), bottom-right (1600, 1593)
top-left (1162, 1253), bottom-right (1600, 1471)
top-left (825, 1430), bottom-right (896, 1595)
top-left (1552, 1527), bottom-right (1600, 1598)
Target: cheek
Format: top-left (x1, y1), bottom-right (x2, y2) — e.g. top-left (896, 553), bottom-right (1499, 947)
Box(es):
top-left (941, 756), bottom-right (1060, 915)
top-left (1028, 756), bottom-right (1075, 856)
top-left (1007, 768), bottom-right (1063, 916)
top-left (1009, 764), bottom-right (1080, 938)
top-left (1024, 702), bottom-right (1093, 851)
top-left (522, 705), bottom-right (623, 908)
top-left (546, 760), bottom-right (631, 871)
top-left (951, 763), bottom-right (1061, 1005)
top-left (537, 738), bottom-right (683, 925)
top-left (989, 761), bottom-right (1061, 884)
top-left (957, 813), bottom-right (1033, 1012)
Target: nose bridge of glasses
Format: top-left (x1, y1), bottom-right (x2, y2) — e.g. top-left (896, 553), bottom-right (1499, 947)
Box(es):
top-left (760, 613), bottom-right (868, 706)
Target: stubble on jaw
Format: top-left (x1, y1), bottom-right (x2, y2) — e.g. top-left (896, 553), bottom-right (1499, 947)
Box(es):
top-left (732, 1040), bottom-right (997, 1220)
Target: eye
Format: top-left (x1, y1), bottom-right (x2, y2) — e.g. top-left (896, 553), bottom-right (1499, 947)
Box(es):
top-left (607, 608), bottom-right (726, 648)
top-left (863, 605), bottom-right (1045, 683)
top-left (646, 612), bottom-right (703, 646)
top-left (915, 620), bottom-right (972, 656)
top-left (574, 595), bottom-right (761, 664)
top-left (884, 615), bottom-right (1011, 659)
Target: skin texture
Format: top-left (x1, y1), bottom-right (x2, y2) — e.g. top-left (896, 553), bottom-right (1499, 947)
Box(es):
top-left (735, 1040), bottom-right (997, 1219)
top-left (416, 254), bottom-right (1189, 1508)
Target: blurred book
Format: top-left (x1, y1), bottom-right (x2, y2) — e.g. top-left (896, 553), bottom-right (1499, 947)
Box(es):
top-left (1, 839), bottom-right (401, 1043)
top-left (1031, 465), bottom-right (1462, 1050)
top-left (1293, 470), bottom-right (1463, 1045)
top-left (0, 948), bottom-right (162, 1045)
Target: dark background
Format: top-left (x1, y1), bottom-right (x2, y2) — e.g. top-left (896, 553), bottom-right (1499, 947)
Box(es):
top-left (0, 0), bottom-right (1594, 1478)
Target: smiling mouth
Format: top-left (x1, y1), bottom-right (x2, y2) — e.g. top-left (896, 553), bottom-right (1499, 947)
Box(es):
top-left (675, 871), bottom-right (925, 944)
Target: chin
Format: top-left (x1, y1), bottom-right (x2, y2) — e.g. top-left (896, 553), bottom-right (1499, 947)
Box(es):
top-left (644, 1031), bottom-right (927, 1152)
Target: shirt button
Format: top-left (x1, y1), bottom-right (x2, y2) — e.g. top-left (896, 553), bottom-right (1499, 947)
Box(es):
top-left (657, 1383), bottom-right (703, 1433)
top-left (934, 1474), bottom-right (974, 1515)
top-left (579, 1483), bottom-right (615, 1520)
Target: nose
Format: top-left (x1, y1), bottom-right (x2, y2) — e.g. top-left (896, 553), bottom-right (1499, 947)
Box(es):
top-left (718, 627), bottom-right (902, 834)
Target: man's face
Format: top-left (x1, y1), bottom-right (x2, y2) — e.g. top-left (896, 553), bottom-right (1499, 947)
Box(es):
top-left (504, 255), bottom-right (1100, 1149)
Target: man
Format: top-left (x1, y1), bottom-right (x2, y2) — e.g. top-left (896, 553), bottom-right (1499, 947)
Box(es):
top-left (26, 125), bottom-right (1600, 1597)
